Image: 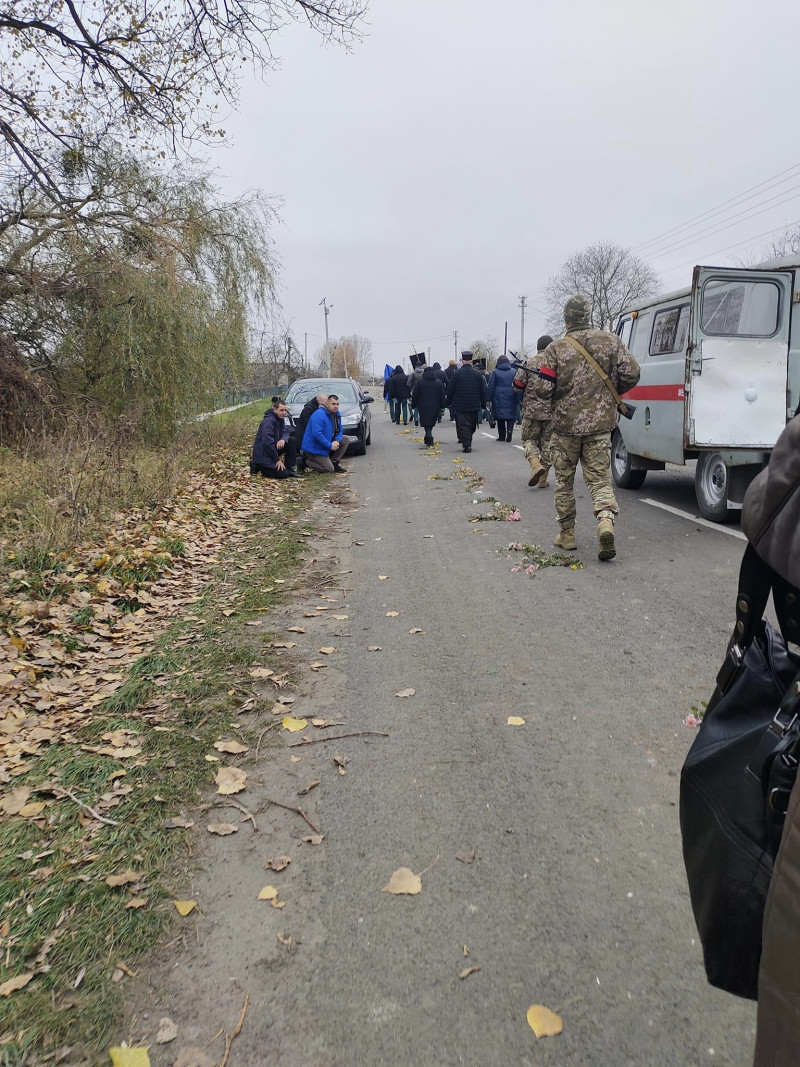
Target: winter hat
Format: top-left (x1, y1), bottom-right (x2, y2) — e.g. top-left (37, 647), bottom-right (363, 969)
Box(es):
top-left (563, 295), bottom-right (591, 329)
top-left (537, 335), bottom-right (553, 351)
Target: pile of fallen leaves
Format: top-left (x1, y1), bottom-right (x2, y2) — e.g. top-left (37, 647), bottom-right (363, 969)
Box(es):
top-left (499, 541), bottom-right (584, 575)
top-left (469, 502), bottom-right (521, 522)
top-left (0, 454), bottom-right (300, 805)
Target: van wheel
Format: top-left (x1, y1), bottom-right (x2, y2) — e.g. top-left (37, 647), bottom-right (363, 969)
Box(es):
top-left (695, 452), bottom-right (734, 523)
top-left (611, 429), bottom-right (647, 489)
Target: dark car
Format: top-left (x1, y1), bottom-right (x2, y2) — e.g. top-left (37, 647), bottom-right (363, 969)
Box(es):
top-left (285, 378), bottom-right (374, 455)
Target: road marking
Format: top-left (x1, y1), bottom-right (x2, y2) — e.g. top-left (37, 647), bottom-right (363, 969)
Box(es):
top-left (513, 445), bottom-right (524, 451)
top-left (481, 432), bottom-right (494, 439)
top-left (641, 499), bottom-right (747, 540)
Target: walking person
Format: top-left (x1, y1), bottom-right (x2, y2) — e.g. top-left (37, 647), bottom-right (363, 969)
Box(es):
top-left (513, 335), bottom-right (555, 488)
top-left (301, 394), bottom-right (355, 474)
top-left (411, 365), bottom-right (447, 447)
top-left (487, 354), bottom-right (518, 442)
top-left (407, 359), bottom-right (425, 426)
top-left (386, 366), bottom-right (410, 425)
top-left (432, 362), bottom-right (448, 422)
top-left (444, 359), bottom-right (458, 421)
top-left (532, 296), bottom-right (640, 560)
top-left (446, 351), bottom-right (487, 453)
top-left (249, 398), bottom-right (300, 479)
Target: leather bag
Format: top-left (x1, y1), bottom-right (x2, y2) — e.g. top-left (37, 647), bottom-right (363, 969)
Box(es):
top-left (680, 544), bottom-right (800, 1000)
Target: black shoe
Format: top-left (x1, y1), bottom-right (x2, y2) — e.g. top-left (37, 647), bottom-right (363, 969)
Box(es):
top-left (506, 437), bottom-right (513, 443)
top-left (333, 464), bottom-right (348, 474)
top-left (496, 436), bottom-right (505, 443)
top-left (463, 446), bottom-right (472, 453)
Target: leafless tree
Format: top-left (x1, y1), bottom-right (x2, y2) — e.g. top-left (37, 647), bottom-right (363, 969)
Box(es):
top-left (467, 336), bottom-right (500, 369)
top-left (544, 242), bottom-right (660, 334)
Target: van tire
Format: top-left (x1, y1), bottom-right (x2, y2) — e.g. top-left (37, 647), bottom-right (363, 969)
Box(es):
top-left (611, 429), bottom-right (647, 490)
top-left (695, 452), bottom-right (734, 523)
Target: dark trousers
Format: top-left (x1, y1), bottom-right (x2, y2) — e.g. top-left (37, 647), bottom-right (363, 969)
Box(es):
top-left (496, 418), bottom-right (515, 441)
top-left (455, 411), bottom-right (477, 449)
top-left (251, 437), bottom-right (298, 478)
top-left (422, 422), bottom-right (436, 445)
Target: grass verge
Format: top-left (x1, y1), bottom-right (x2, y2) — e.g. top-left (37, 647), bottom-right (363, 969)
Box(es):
top-left (0, 404), bottom-right (325, 1064)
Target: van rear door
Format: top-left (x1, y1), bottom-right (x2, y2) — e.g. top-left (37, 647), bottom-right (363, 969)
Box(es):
top-left (687, 266), bottom-right (792, 448)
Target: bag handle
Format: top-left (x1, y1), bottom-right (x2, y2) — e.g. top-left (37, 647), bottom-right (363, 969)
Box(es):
top-left (562, 335), bottom-right (632, 417)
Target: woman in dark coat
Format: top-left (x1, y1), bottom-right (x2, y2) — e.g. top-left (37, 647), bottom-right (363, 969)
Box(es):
top-left (411, 366), bottom-right (446, 447)
top-left (386, 366), bottom-right (411, 425)
top-left (487, 355), bottom-right (519, 442)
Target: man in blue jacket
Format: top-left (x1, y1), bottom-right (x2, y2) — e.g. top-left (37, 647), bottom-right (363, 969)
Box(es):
top-left (301, 394), bottom-right (354, 474)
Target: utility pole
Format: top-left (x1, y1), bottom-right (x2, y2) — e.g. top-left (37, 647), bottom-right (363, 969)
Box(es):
top-left (320, 298), bottom-right (332, 345)
top-left (319, 297), bottom-right (346, 377)
top-left (453, 330), bottom-right (458, 362)
top-left (519, 296), bottom-right (527, 360)
top-left (503, 321), bottom-right (508, 357)
top-left (304, 332), bottom-right (308, 373)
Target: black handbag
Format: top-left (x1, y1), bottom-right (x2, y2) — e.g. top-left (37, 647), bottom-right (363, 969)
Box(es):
top-left (680, 544), bottom-right (800, 1000)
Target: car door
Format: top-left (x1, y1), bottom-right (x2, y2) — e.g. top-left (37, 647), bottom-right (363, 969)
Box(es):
top-left (687, 266), bottom-right (792, 448)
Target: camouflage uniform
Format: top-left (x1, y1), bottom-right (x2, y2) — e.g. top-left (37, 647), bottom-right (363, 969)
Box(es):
top-left (515, 353), bottom-right (554, 473)
top-left (532, 296), bottom-right (640, 556)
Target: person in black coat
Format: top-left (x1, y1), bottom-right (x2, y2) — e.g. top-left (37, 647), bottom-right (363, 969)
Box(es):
top-left (411, 366), bottom-right (446, 446)
top-left (290, 393), bottom-right (327, 472)
top-left (250, 398), bottom-right (299, 478)
top-left (444, 360), bottom-right (458, 420)
top-left (432, 362), bottom-right (448, 423)
top-left (446, 352), bottom-right (487, 452)
top-left (386, 366), bottom-right (411, 424)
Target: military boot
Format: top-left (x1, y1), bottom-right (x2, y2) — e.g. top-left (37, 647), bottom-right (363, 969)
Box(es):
top-left (528, 458), bottom-right (545, 487)
top-left (597, 515), bottom-right (616, 561)
top-left (553, 528), bottom-right (577, 551)
top-left (536, 466), bottom-right (550, 488)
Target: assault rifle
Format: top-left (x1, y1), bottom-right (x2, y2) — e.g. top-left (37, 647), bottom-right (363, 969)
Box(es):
top-left (508, 349), bottom-right (636, 420)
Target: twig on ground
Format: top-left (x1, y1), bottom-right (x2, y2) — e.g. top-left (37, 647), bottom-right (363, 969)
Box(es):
top-left (418, 852), bottom-right (440, 877)
top-left (52, 787), bottom-right (120, 827)
top-left (202, 799), bottom-right (258, 831)
top-left (220, 991), bottom-right (249, 1067)
top-left (254, 721), bottom-right (280, 762)
top-left (289, 730), bottom-right (390, 747)
top-left (260, 797), bottom-right (321, 834)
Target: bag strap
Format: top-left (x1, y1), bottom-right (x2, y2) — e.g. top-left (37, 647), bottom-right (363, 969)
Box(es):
top-left (562, 335), bottom-right (632, 416)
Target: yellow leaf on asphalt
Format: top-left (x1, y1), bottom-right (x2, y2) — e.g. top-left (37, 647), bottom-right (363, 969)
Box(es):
top-left (382, 867), bottom-right (422, 895)
top-left (290, 755), bottom-right (301, 763)
top-left (265, 855), bottom-right (291, 872)
top-left (459, 966), bottom-right (481, 979)
top-left (507, 716), bottom-right (526, 726)
top-left (378, 575), bottom-right (389, 580)
top-left (207, 823), bottom-right (238, 836)
top-left (386, 611), bottom-right (400, 617)
top-left (302, 834), bottom-right (324, 845)
top-left (213, 740), bottom-right (249, 755)
top-left (214, 766), bottom-right (247, 795)
top-left (526, 1004), bottom-right (563, 1038)
top-left (0, 972), bottom-right (33, 996)
top-left (248, 667), bottom-right (274, 679)
top-left (310, 662), bottom-right (327, 670)
top-left (318, 647), bottom-right (336, 655)
top-left (287, 626), bottom-right (306, 634)
top-left (173, 900), bottom-right (197, 917)
top-left (282, 716), bottom-right (308, 732)
top-left (367, 646), bottom-right (382, 652)
top-left (109, 1046), bottom-right (151, 1066)
top-left (395, 688), bottom-right (415, 698)
top-left (332, 615), bottom-right (348, 620)
top-left (258, 885), bottom-right (278, 900)
top-left (408, 628), bottom-right (427, 635)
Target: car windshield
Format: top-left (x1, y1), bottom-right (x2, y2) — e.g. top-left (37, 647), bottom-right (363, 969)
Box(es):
top-left (286, 381), bottom-right (359, 404)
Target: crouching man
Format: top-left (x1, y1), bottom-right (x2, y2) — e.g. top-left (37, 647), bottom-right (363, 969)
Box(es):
top-left (250, 398), bottom-right (299, 479)
top-left (301, 394), bottom-right (354, 474)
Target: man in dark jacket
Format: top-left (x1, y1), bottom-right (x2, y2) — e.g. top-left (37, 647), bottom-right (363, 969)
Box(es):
top-left (432, 362), bottom-right (448, 423)
top-left (412, 366), bottom-right (446, 447)
top-left (407, 361), bottom-right (425, 426)
top-left (250, 399), bottom-right (299, 479)
top-left (444, 359), bottom-right (458, 421)
top-left (446, 351), bottom-right (487, 453)
top-left (386, 366), bottom-right (411, 425)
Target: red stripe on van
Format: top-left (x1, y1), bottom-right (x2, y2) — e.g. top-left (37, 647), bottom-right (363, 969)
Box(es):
top-left (621, 384), bottom-right (685, 401)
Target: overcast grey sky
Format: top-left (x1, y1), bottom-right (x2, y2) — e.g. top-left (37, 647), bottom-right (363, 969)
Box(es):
top-left (216, 0), bottom-right (800, 371)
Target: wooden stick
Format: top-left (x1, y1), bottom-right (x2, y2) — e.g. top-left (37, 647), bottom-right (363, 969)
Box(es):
top-left (260, 797), bottom-right (321, 834)
top-left (54, 787), bottom-right (119, 827)
top-left (254, 721), bottom-right (279, 762)
top-left (220, 991), bottom-right (249, 1067)
top-left (203, 799), bottom-right (258, 831)
top-left (289, 730), bottom-right (389, 748)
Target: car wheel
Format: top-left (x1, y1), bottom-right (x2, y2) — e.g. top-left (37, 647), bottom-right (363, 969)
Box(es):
top-left (366, 423), bottom-right (371, 446)
top-left (611, 429), bottom-right (647, 490)
top-left (695, 451), bottom-right (734, 523)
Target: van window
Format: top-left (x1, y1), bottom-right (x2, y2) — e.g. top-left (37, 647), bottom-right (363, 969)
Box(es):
top-left (701, 279), bottom-right (780, 337)
top-left (629, 311), bottom-right (652, 360)
top-left (650, 305), bottom-right (689, 355)
top-left (617, 317), bottom-right (633, 347)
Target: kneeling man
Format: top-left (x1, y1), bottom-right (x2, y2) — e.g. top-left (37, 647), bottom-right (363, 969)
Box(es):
top-left (301, 394), bottom-right (355, 474)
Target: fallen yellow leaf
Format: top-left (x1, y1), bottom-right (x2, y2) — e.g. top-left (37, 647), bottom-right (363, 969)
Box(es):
top-left (258, 885), bottom-right (278, 900)
top-left (287, 626), bottom-right (306, 634)
top-left (213, 740), bottom-right (249, 755)
top-left (507, 716), bottom-right (526, 726)
top-left (105, 870), bottom-right (141, 888)
top-left (17, 802), bottom-right (46, 818)
top-left (126, 898), bottom-right (148, 909)
top-left (367, 646), bottom-right (382, 652)
top-left (215, 766), bottom-right (247, 795)
top-left (207, 823), bottom-right (238, 836)
top-left (526, 1004), bottom-right (563, 1038)
top-left (282, 716), bottom-right (308, 732)
top-left (318, 647), bottom-right (336, 655)
top-left (382, 867), bottom-right (422, 895)
top-left (0, 972), bottom-right (33, 996)
top-left (386, 611), bottom-right (400, 617)
top-left (109, 1046), bottom-right (151, 1067)
top-left (378, 575), bottom-right (389, 580)
top-left (459, 966), bottom-right (481, 979)
top-left (332, 615), bottom-right (349, 620)
top-left (395, 688), bottom-right (416, 698)
top-left (248, 667), bottom-right (274, 679)
top-left (172, 900), bottom-right (197, 917)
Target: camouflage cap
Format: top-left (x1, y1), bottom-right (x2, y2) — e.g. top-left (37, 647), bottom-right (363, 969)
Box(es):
top-left (563, 294), bottom-right (591, 327)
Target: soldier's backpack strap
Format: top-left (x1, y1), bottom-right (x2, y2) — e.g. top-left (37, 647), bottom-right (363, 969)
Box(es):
top-left (562, 336), bottom-right (632, 417)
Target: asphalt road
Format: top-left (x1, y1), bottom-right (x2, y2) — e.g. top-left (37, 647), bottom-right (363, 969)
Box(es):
top-left (134, 409), bottom-right (757, 1067)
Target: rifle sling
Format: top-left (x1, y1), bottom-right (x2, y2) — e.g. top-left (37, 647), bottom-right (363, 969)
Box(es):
top-left (562, 335), bottom-right (629, 414)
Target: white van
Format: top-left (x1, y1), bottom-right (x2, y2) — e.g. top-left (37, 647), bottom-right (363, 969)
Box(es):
top-left (612, 257), bottom-right (800, 521)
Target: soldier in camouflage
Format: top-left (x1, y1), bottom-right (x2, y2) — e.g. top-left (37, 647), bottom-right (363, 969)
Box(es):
top-left (532, 295), bottom-right (640, 561)
top-left (513, 334), bottom-right (554, 488)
